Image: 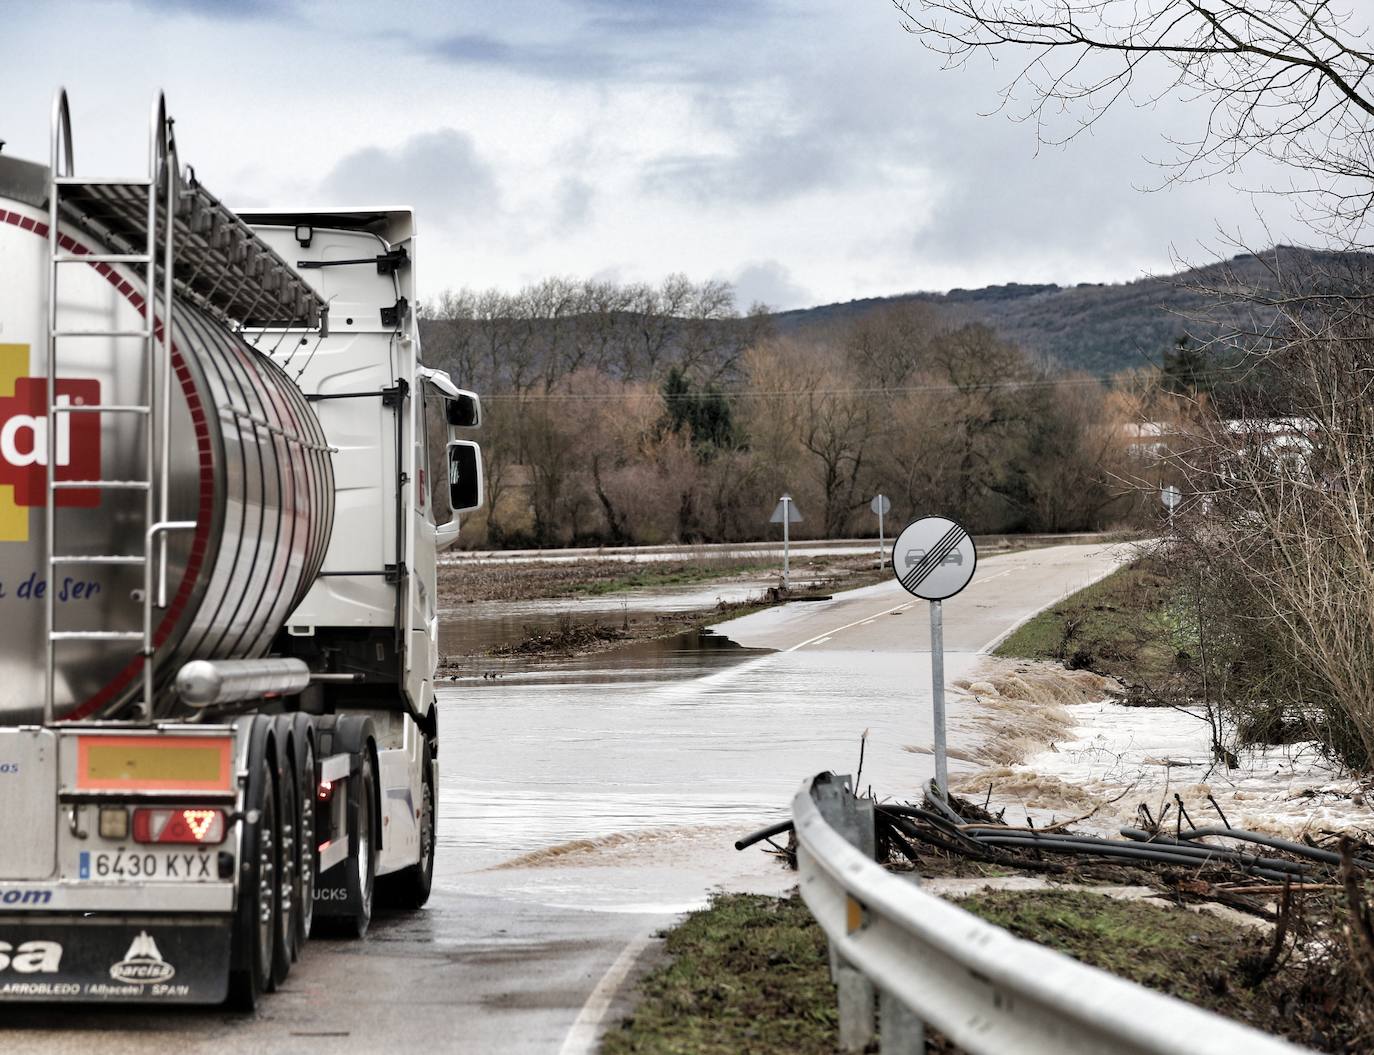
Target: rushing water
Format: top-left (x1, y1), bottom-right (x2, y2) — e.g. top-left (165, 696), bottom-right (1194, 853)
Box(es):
top-left (433, 609), bottom-right (975, 911)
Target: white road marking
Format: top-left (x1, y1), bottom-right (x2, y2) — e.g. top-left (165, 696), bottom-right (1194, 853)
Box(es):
top-left (786, 601), bottom-right (912, 652)
top-left (967, 567), bottom-right (1016, 586)
top-left (558, 933), bottom-right (655, 1055)
top-left (785, 563), bottom-right (1017, 653)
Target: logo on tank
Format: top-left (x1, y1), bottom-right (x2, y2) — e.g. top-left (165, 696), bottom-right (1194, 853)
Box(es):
top-left (0, 344), bottom-right (100, 542)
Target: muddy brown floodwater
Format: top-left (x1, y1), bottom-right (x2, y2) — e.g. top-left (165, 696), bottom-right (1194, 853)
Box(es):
top-left (436, 544), bottom-right (1132, 915)
top-left (436, 623), bottom-right (978, 912)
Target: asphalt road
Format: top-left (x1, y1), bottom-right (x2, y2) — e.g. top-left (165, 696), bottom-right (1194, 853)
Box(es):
top-left (3, 540), bottom-right (1130, 1054)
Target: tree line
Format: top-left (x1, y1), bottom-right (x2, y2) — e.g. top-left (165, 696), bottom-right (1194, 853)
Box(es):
top-left (419, 280), bottom-right (1139, 547)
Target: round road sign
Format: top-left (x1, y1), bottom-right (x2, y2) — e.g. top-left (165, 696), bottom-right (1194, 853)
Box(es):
top-left (891, 516), bottom-right (977, 600)
top-left (870, 494), bottom-right (891, 516)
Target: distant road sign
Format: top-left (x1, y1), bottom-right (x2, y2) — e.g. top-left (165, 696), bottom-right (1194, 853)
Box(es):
top-left (892, 516), bottom-right (977, 600)
top-left (1161, 485), bottom-right (1182, 510)
top-left (770, 495), bottom-right (802, 524)
top-left (870, 494), bottom-right (891, 516)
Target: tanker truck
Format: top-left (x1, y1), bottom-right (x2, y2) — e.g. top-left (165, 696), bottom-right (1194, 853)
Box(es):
top-left (0, 90), bottom-right (482, 1007)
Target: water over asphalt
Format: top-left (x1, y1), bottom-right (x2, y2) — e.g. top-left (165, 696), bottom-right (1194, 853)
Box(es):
top-left (3, 541), bottom-right (1130, 1054)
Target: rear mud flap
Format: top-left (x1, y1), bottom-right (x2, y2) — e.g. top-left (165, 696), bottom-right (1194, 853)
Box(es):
top-left (312, 855), bottom-right (364, 918)
top-left (0, 915), bottom-right (231, 1003)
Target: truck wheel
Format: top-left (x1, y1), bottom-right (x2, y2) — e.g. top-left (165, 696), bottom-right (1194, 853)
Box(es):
top-left (377, 749), bottom-right (435, 910)
top-left (293, 725), bottom-right (317, 955)
top-left (341, 750), bottom-right (377, 938)
top-left (228, 750), bottom-right (281, 1008)
top-left (271, 745), bottom-right (297, 987)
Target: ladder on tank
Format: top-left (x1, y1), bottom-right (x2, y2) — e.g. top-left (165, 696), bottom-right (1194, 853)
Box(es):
top-left (43, 90), bottom-right (192, 723)
top-left (42, 90), bottom-right (329, 724)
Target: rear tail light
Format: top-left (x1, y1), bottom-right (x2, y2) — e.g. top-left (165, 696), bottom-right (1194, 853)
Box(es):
top-left (131, 807), bottom-right (227, 845)
top-left (318, 779), bottom-right (334, 801)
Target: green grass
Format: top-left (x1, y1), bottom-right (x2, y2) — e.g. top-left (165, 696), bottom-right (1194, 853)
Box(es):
top-left (601, 890), bottom-right (1304, 1054)
top-left (600, 894), bottom-right (836, 1055)
top-left (994, 561), bottom-right (1180, 684)
top-left (957, 890), bottom-right (1258, 1008)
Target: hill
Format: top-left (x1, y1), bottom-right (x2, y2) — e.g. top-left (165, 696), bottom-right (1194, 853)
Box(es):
top-left (770, 247), bottom-right (1373, 375)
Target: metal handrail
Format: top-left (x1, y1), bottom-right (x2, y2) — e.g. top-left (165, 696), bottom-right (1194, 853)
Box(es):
top-left (43, 89), bottom-right (71, 723)
top-left (45, 89), bottom-right (167, 724)
top-left (792, 774), bottom-right (1310, 1055)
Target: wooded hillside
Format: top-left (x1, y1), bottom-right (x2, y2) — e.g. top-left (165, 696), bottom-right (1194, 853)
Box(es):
top-left (773, 246), bottom-right (1371, 374)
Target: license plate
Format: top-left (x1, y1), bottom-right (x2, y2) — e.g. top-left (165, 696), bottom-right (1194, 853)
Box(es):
top-left (78, 850), bottom-right (216, 881)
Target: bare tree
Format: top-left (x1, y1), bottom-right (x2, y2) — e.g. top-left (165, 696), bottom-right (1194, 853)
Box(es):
top-left (895, 0), bottom-right (1374, 241)
top-left (802, 367), bottom-right (879, 538)
top-left (843, 301), bottom-right (942, 388)
top-left (1145, 266), bottom-right (1374, 767)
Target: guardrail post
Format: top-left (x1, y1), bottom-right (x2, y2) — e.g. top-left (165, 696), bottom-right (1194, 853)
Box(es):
top-left (812, 774), bottom-right (878, 1052)
top-left (837, 965), bottom-right (876, 1051)
top-left (880, 987), bottom-right (924, 1055)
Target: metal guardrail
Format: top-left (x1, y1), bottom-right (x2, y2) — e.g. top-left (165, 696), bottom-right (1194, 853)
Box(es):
top-left (793, 772), bottom-right (1312, 1055)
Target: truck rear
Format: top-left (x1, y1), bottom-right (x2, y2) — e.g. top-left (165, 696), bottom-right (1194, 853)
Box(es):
top-left (0, 90), bottom-right (482, 1006)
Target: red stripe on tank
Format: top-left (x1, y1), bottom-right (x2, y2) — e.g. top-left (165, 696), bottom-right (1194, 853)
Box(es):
top-left (1, 210), bottom-right (216, 720)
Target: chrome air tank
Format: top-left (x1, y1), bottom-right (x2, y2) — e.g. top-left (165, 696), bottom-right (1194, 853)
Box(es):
top-left (0, 196), bottom-right (334, 724)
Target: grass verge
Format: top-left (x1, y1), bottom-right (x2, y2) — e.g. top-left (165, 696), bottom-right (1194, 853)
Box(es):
top-left (993, 559), bottom-right (1179, 685)
top-left (602, 890), bottom-right (1350, 1054)
top-left (600, 894), bottom-right (834, 1055)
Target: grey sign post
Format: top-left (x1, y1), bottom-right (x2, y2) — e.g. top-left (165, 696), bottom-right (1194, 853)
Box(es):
top-left (1161, 484), bottom-right (1181, 531)
top-left (770, 494), bottom-right (802, 591)
top-left (870, 494), bottom-right (891, 568)
top-left (891, 516), bottom-right (977, 801)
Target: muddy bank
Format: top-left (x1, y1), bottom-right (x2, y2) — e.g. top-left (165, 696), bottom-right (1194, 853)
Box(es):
top-left (436, 551), bottom-right (884, 666)
top-left (438, 603), bottom-right (763, 672)
top-left (437, 551), bottom-right (881, 605)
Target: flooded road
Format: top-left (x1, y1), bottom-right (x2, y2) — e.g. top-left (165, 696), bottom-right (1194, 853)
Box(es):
top-left (6, 540), bottom-right (1129, 1055)
top-left (441, 541), bottom-right (1131, 917)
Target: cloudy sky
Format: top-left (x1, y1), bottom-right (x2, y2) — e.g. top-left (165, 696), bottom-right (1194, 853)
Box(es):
top-left (1, 0), bottom-right (1312, 311)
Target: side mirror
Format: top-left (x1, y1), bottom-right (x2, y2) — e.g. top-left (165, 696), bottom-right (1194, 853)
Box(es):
top-left (446, 391), bottom-right (481, 428)
top-left (434, 518), bottom-right (462, 551)
top-left (448, 440), bottom-right (484, 513)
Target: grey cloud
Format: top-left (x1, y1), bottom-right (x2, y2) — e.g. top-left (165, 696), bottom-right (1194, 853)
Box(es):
top-left (554, 177), bottom-right (594, 232)
top-left (581, 0), bottom-right (772, 34)
top-left (418, 0), bottom-right (779, 83)
top-left (639, 21), bottom-right (931, 205)
top-left (907, 85), bottom-right (1301, 277)
top-left (320, 130), bottom-right (499, 230)
top-left (730, 260), bottom-right (812, 311)
top-left (425, 33), bottom-right (623, 81)
top-left (641, 131), bottom-right (856, 204)
top-left (127, 0), bottom-right (289, 19)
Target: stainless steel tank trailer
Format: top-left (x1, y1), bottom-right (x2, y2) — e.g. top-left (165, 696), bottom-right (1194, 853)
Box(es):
top-left (0, 89), bottom-right (483, 1007)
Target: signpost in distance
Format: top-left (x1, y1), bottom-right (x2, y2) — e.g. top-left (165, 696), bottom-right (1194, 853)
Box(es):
top-left (870, 494), bottom-right (891, 568)
top-left (770, 493), bottom-right (802, 591)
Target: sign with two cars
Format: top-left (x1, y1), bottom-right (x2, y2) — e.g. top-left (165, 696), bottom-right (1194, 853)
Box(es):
top-left (892, 515), bottom-right (976, 601)
top-left (889, 514), bottom-right (976, 802)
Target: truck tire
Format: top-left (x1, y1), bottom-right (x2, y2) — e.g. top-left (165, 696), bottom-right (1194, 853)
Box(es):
top-left (291, 714), bottom-right (317, 956)
top-left (339, 748), bottom-right (377, 937)
top-left (271, 725), bottom-right (297, 988)
top-left (376, 745), bottom-right (435, 910)
top-left (313, 716), bottom-right (377, 938)
top-left (227, 720), bottom-right (282, 1009)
